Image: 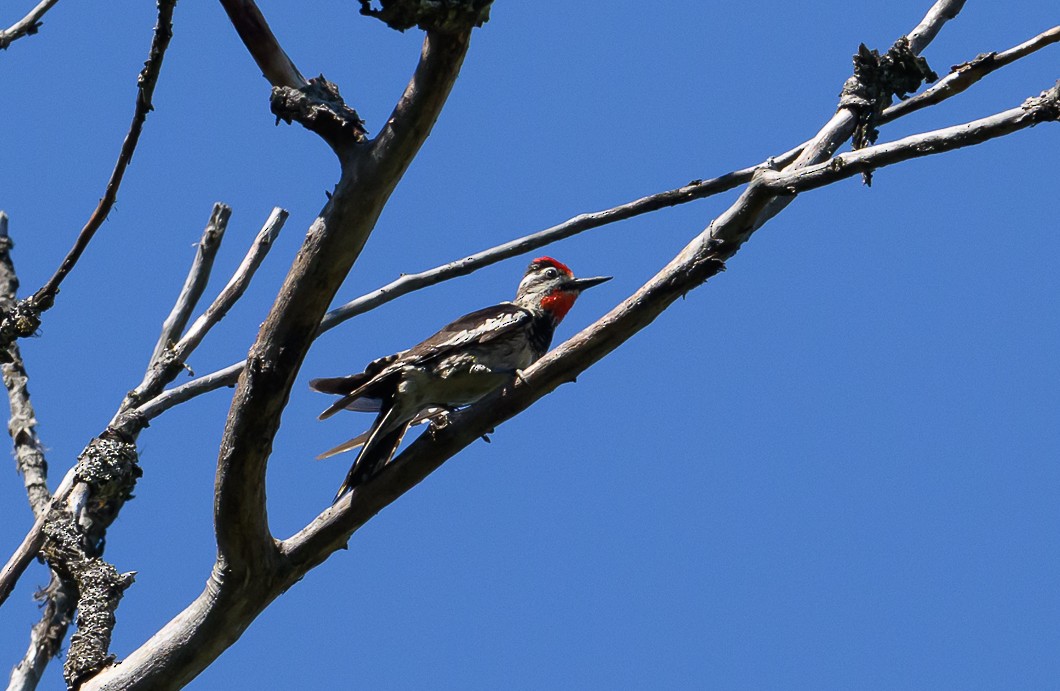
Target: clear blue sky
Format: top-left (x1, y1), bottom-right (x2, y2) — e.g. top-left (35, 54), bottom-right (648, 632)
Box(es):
top-left (2, 1), bottom-right (1059, 688)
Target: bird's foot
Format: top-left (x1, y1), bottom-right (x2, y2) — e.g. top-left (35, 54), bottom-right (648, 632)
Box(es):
top-left (428, 409), bottom-right (454, 437)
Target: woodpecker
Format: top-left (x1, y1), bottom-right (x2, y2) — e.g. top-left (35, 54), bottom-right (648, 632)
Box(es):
top-left (311, 257), bottom-right (611, 501)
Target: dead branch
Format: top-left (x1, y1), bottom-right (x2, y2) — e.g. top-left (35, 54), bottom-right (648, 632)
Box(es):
top-left (883, 25), bottom-right (1060, 122)
top-left (285, 82), bottom-right (1060, 567)
top-left (0, 213), bottom-right (48, 516)
top-left (218, 0), bottom-right (306, 89)
top-left (149, 203), bottom-right (232, 366)
top-left (0, 0), bottom-right (60, 50)
top-left (28, 0), bottom-right (175, 313)
top-left (132, 14), bottom-right (1060, 420)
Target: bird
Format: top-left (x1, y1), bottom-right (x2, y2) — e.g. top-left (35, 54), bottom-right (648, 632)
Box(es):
top-left (311, 256), bottom-right (611, 501)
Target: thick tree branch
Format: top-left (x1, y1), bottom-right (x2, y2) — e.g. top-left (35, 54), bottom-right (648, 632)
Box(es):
top-left (218, 0), bottom-right (306, 88)
top-left (135, 13), bottom-right (1060, 423)
top-left (369, 30), bottom-right (473, 173)
top-left (78, 21), bottom-right (481, 691)
top-left (283, 83), bottom-right (1060, 569)
top-left (0, 0), bottom-right (60, 50)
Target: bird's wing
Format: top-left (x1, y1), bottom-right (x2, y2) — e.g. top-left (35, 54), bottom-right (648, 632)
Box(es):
top-left (313, 304), bottom-right (532, 420)
top-left (400, 302), bottom-right (534, 364)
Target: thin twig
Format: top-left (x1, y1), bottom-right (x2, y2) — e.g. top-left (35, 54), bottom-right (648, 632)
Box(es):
top-left (174, 208), bottom-right (286, 359)
top-left (149, 203), bottom-right (232, 366)
top-left (28, 0), bottom-right (176, 312)
top-left (136, 362), bottom-right (243, 421)
top-left (0, 0), bottom-right (60, 50)
top-left (113, 207), bottom-right (286, 427)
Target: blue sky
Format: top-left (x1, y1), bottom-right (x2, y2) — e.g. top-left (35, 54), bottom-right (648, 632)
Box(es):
top-left (1, 1), bottom-right (1059, 688)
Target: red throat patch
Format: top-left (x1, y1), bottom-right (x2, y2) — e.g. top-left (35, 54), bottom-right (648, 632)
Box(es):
top-left (541, 290), bottom-right (577, 322)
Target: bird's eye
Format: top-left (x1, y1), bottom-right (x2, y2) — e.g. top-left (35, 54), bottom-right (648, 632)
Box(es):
top-left (544, 268), bottom-right (559, 278)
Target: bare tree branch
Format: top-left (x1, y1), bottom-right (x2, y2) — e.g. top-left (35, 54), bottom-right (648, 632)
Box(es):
top-left (148, 203), bottom-right (231, 366)
top-left (791, 0), bottom-right (963, 172)
top-left (218, 0), bottom-right (306, 89)
top-left (369, 30), bottom-right (474, 175)
top-left (78, 21), bottom-right (483, 691)
top-left (0, 470), bottom-right (74, 607)
top-left (7, 573), bottom-right (72, 691)
top-left (219, 2), bottom-right (366, 155)
top-left (0, 0), bottom-right (60, 50)
top-left (0, 207), bottom-right (283, 610)
top-left (906, 0), bottom-right (966, 54)
top-left (6, 1), bottom-right (1046, 687)
top-left (0, 214), bottom-right (74, 691)
top-left (114, 208), bottom-right (286, 428)
top-left (27, 0), bottom-right (175, 313)
top-left (284, 82), bottom-right (1060, 567)
top-left (136, 11), bottom-right (1060, 425)
top-left (135, 362), bottom-right (242, 422)
top-left (0, 214), bottom-right (48, 516)
top-left (882, 25), bottom-right (1060, 123)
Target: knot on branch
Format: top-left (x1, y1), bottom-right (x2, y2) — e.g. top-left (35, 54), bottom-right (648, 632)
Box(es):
top-left (1022, 81), bottom-right (1060, 122)
top-left (0, 297), bottom-right (42, 363)
top-left (0, 21), bottom-right (41, 50)
top-left (75, 435), bottom-right (142, 515)
top-left (271, 75), bottom-right (368, 145)
top-left (840, 38), bottom-right (936, 183)
top-left (358, 0), bottom-right (492, 33)
top-left (951, 51), bottom-right (997, 74)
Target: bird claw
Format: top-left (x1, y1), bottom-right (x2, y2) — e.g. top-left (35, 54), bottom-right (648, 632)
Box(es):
top-left (428, 410), bottom-right (453, 437)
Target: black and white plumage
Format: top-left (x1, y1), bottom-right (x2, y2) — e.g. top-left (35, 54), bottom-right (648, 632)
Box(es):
top-left (312, 257), bottom-right (611, 501)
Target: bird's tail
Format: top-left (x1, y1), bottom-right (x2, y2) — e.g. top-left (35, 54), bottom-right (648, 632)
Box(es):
top-left (333, 412), bottom-right (412, 503)
top-left (315, 407), bottom-right (447, 461)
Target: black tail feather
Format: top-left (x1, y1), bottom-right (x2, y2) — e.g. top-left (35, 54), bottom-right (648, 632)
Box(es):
top-left (333, 420), bottom-right (411, 502)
